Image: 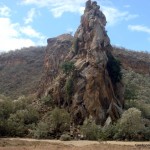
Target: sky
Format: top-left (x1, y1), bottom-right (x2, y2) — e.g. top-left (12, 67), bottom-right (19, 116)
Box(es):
top-left (0, 0), bottom-right (150, 52)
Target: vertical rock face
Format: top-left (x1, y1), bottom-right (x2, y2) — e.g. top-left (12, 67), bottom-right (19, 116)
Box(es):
top-left (40, 0), bottom-right (124, 125)
top-left (37, 34), bottom-right (73, 97)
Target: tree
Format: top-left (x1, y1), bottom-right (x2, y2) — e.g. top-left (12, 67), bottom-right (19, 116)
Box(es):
top-left (114, 108), bottom-right (144, 140)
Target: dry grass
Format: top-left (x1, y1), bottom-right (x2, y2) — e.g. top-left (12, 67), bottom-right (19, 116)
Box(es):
top-left (0, 138), bottom-right (150, 150)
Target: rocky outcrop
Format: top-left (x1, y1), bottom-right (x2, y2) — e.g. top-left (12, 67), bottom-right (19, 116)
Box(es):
top-left (37, 34), bottom-right (73, 97)
top-left (40, 0), bottom-right (124, 125)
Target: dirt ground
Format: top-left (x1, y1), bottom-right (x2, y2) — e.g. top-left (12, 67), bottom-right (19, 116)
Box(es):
top-left (0, 138), bottom-right (150, 150)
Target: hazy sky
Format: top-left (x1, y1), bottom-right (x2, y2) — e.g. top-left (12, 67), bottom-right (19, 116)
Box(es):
top-left (0, 0), bottom-right (150, 52)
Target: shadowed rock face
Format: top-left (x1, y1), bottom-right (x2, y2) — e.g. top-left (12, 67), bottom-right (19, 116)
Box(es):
top-left (39, 0), bottom-right (124, 125)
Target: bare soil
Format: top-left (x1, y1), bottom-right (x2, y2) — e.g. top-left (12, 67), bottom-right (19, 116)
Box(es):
top-left (0, 138), bottom-right (150, 150)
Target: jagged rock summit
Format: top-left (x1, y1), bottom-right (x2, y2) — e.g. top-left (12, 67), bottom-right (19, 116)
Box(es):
top-left (39, 0), bottom-right (124, 125)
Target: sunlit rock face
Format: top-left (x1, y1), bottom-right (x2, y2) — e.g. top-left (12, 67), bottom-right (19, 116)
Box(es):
top-left (39, 0), bottom-right (124, 125)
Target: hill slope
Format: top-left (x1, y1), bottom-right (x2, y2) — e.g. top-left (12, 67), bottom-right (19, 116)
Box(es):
top-left (0, 46), bottom-right (45, 98)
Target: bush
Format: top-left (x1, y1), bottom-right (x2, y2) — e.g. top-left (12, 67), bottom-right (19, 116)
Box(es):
top-left (114, 108), bottom-right (145, 140)
top-left (0, 96), bottom-right (39, 137)
top-left (137, 103), bottom-right (150, 119)
top-left (65, 77), bottom-right (74, 101)
top-left (33, 108), bottom-right (71, 139)
top-left (7, 108), bottom-right (39, 137)
top-left (13, 95), bottom-right (34, 112)
top-left (0, 99), bottom-right (14, 136)
top-left (100, 125), bottom-right (116, 140)
top-left (49, 108), bottom-right (71, 134)
top-left (141, 125), bottom-right (150, 140)
top-left (0, 99), bottom-right (13, 120)
top-left (33, 122), bottom-right (49, 139)
top-left (81, 118), bottom-right (101, 140)
top-left (7, 111), bottom-right (28, 137)
top-left (61, 61), bottom-right (75, 75)
top-left (60, 133), bottom-right (71, 141)
top-left (124, 84), bottom-right (137, 101)
top-left (40, 95), bottom-right (54, 107)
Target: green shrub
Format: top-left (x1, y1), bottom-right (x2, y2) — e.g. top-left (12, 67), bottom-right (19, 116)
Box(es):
top-left (0, 99), bottom-right (13, 120)
top-left (141, 125), bottom-right (150, 141)
top-left (7, 107), bottom-right (39, 137)
top-left (107, 53), bottom-right (122, 84)
top-left (132, 103), bottom-right (150, 120)
top-left (61, 61), bottom-right (75, 75)
top-left (49, 108), bottom-right (71, 134)
top-left (123, 70), bottom-right (150, 104)
top-left (0, 99), bottom-right (14, 136)
top-left (0, 119), bottom-right (8, 136)
top-left (81, 118), bottom-right (101, 140)
top-left (13, 95), bottom-right (34, 112)
top-left (60, 133), bottom-right (71, 141)
top-left (65, 77), bottom-right (74, 100)
top-left (124, 84), bottom-right (137, 101)
top-left (33, 122), bottom-right (49, 139)
top-left (0, 96), bottom-right (39, 137)
top-left (33, 108), bottom-right (71, 139)
top-left (7, 111), bottom-right (27, 136)
top-left (40, 95), bottom-right (54, 107)
top-left (100, 125), bottom-right (116, 140)
top-left (114, 108), bottom-right (145, 140)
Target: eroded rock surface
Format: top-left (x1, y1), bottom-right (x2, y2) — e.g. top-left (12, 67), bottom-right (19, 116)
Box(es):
top-left (39, 0), bottom-right (124, 125)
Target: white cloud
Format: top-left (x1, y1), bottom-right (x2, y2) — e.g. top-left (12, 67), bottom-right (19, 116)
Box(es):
top-left (0, 17), bottom-right (46, 52)
top-left (22, 0), bottom-right (138, 26)
top-left (0, 5), bottom-right (11, 17)
top-left (0, 18), bottom-right (19, 38)
top-left (128, 25), bottom-right (150, 34)
top-left (22, 0), bottom-right (86, 17)
top-left (51, 5), bottom-right (84, 18)
top-left (101, 6), bottom-right (138, 26)
top-left (20, 25), bottom-right (45, 39)
top-left (24, 8), bottom-right (36, 24)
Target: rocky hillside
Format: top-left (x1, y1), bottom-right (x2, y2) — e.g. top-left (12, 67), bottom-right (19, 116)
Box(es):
top-left (38, 0), bottom-right (125, 125)
top-left (0, 39), bottom-right (150, 100)
top-left (113, 47), bottom-right (150, 75)
top-left (0, 47), bottom-right (45, 98)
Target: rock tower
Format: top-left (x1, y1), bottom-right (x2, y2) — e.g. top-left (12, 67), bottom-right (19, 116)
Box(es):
top-left (39, 0), bottom-right (124, 125)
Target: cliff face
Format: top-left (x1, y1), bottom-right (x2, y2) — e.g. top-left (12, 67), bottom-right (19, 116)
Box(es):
top-left (37, 34), bottom-right (73, 97)
top-left (113, 47), bottom-right (150, 75)
top-left (39, 0), bottom-right (124, 125)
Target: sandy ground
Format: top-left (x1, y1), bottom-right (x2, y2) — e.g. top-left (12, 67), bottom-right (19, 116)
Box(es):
top-left (0, 138), bottom-right (150, 150)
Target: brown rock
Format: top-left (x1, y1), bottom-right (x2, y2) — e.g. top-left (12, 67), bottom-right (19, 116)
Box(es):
top-left (39, 1), bottom-right (124, 125)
